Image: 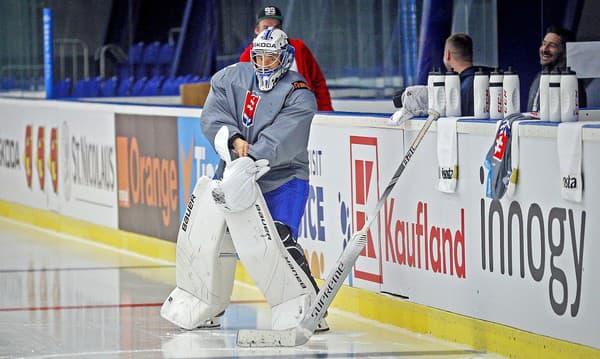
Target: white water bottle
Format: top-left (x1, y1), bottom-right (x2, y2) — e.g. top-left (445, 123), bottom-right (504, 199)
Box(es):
top-left (428, 67), bottom-right (445, 116)
top-left (503, 66), bottom-right (520, 116)
top-left (445, 68), bottom-right (461, 116)
top-left (473, 68), bottom-right (489, 119)
top-left (489, 68), bottom-right (504, 120)
top-left (427, 68), bottom-right (435, 112)
top-left (538, 67), bottom-right (551, 121)
top-left (560, 67), bottom-right (579, 122)
top-left (548, 68), bottom-right (561, 122)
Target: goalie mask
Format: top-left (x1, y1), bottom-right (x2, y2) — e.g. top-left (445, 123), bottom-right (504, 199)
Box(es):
top-left (251, 27), bottom-right (295, 92)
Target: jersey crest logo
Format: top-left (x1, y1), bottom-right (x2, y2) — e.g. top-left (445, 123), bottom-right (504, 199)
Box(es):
top-left (492, 120), bottom-right (510, 161)
top-left (242, 90), bottom-right (261, 127)
top-left (292, 81), bottom-right (311, 91)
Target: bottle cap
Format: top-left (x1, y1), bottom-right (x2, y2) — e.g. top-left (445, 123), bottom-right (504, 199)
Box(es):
top-left (562, 66), bottom-right (576, 75)
top-left (429, 67), bottom-right (444, 75)
top-left (551, 68), bottom-right (562, 75)
top-left (475, 67), bottom-right (488, 76)
top-left (504, 66), bottom-right (517, 75)
top-left (446, 68), bottom-right (458, 75)
top-left (490, 67), bottom-right (503, 75)
top-left (541, 66), bottom-right (551, 75)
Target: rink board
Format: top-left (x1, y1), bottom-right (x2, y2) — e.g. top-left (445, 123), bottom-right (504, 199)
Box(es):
top-left (1, 97), bottom-right (599, 356)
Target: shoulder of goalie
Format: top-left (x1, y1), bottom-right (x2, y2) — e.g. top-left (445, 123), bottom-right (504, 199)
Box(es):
top-left (212, 156), bottom-right (323, 330)
top-left (160, 176), bottom-right (237, 330)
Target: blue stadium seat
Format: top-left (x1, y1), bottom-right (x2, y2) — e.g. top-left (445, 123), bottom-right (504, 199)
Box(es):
top-left (100, 76), bottom-right (119, 97)
top-left (1, 77), bottom-right (18, 90)
top-left (140, 75), bottom-right (165, 96)
top-left (131, 77), bottom-right (148, 96)
top-left (72, 77), bottom-right (102, 97)
top-left (71, 78), bottom-right (89, 97)
top-left (185, 75), bottom-right (202, 84)
top-left (116, 61), bottom-right (130, 79)
top-left (128, 42), bottom-right (145, 78)
top-left (88, 76), bottom-right (102, 97)
top-left (160, 76), bottom-right (179, 95)
top-left (117, 76), bottom-right (134, 96)
top-left (129, 42), bottom-right (144, 64)
top-left (157, 43), bottom-right (175, 76)
top-left (142, 41), bottom-right (161, 77)
top-left (53, 78), bottom-right (72, 98)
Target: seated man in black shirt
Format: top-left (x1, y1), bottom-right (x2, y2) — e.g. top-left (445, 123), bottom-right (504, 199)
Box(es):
top-left (443, 33), bottom-right (491, 116)
top-left (526, 25), bottom-right (587, 112)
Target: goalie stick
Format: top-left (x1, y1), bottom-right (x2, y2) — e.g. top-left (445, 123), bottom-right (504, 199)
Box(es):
top-left (237, 110), bottom-right (441, 347)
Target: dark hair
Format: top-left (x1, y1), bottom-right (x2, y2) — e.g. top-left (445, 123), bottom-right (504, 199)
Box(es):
top-left (545, 25), bottom-right (575, 44)
top-left (446, 33), bottom-right (473, 63)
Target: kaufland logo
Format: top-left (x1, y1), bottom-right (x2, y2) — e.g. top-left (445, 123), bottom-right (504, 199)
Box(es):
top-left (349, 136), bottom-right (382, 284)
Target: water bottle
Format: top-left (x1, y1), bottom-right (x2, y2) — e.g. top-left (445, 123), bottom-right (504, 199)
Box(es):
top-left (503, 66), bottom-right (520, 116)
top-left (427, 68), bottom-right (435, 112)
top-left (473, 68), bottom-right (489, 119)
top-left (427, 67), bottom-right (445, 116)
top-left (548, 68), bottom-right (561, 122)
top-left (445, 68), bottom-right (461, 116)
top-left (560, 67), bottom-right (579, 122)
top-left (538, 67), bottom-right (551, 121)
top-left (489, 68), bottom-right (504, 120)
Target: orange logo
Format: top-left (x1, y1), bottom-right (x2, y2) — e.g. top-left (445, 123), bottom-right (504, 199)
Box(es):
top-left (24, 125), bottom-right (33, 188)
top-left (305, 249), bottom-right (326, 279)
top-left (49, 127), bottom-right (59, 193)
top-left (36, 127), bottom-right (45, 190)
top-left (116, 136), bottom-right (178, 227)
top-left (180, 140), bottom-right (194, 206)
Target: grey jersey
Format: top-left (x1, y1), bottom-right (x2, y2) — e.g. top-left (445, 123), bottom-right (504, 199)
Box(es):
top-left (201, 62), bottom-right (317, 193)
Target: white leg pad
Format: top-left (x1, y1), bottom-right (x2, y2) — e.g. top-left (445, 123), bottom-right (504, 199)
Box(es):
top-left (223, 186), bottom-right (315, 330)
top-left (161, 176), bottom-right (237, 330)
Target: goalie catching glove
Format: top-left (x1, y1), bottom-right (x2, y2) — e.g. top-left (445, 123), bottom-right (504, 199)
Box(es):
top-left (212, 157), bottom-right (270, 212)
top-left (389, 85), bottom-right (428, 126)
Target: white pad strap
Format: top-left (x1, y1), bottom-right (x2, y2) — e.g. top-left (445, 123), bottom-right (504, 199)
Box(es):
top-left (161, 176), bottom-right (237, 330)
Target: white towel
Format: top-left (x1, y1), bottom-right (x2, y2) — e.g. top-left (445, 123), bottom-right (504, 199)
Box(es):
top-left (556, 121), bottom-right (600, 202)
top-left (437, 117), bottom-right (459, 193)
top-left (506, 120), bottom-right (539, 197)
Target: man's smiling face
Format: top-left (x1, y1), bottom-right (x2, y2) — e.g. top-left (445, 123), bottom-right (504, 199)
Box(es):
top-left (539, 32), bottom-right (565, 69)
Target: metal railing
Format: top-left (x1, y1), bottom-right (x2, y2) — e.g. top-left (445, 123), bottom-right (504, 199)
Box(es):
top-left (55, 38), bottom-right (89, 82)
top-left (95, 44), bottom-right (128, 78)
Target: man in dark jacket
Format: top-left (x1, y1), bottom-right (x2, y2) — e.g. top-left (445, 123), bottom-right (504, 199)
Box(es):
top-left (527, 26), bottom-right (587, 112)
top-left (443, 33), bottom-right (491, 116)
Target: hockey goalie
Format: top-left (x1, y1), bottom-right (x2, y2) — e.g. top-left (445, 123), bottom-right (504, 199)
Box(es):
top-left (160, 27), bottom-right (328, 333)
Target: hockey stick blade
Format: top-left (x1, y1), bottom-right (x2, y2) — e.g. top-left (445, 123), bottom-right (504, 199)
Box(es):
top-left (237, 110), bottom-right (440, 347)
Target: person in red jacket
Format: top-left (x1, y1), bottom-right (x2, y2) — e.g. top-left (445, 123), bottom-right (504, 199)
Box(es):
top-left (240, 5), bottom-right (334, 111)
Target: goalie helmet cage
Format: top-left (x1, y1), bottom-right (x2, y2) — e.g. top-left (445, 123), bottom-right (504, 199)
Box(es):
top-left (236, 110), bottom-right (441, 347)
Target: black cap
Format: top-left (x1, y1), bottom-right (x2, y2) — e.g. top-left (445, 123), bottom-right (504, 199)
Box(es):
top-left (257, 6), bottom-right (283, 24)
